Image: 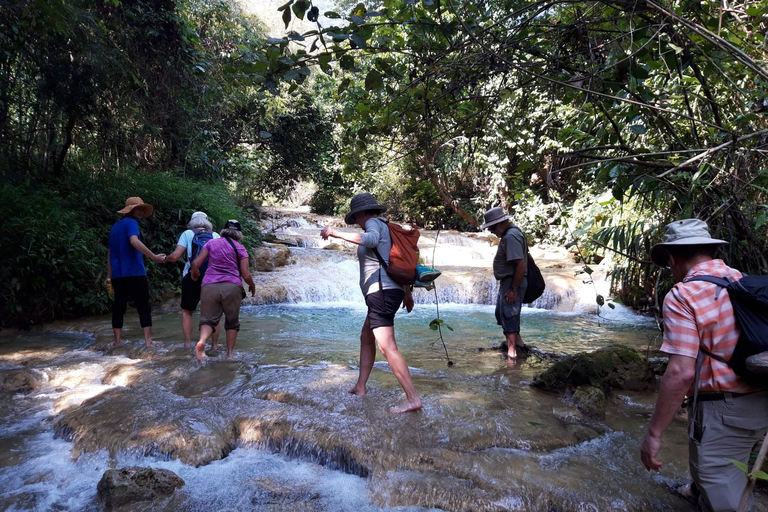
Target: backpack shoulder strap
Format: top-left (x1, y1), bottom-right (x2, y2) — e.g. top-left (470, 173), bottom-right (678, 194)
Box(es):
top-left (684, 275), bottom-right (731, 287)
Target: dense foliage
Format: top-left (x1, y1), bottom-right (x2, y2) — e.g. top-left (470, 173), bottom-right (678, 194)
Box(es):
top-left (262, 0), bottom-right (768, 309)
top-left (3, 0), bottom-right (768, 325)
top-left (0, 0), bottom-right (332, 326)
top-left (0, 172), bottom-right (259, 327)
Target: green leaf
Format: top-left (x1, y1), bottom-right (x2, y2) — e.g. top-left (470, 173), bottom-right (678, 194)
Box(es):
top-left (583, 266), bottom-right (594, 275)
top-left (752, 470), bottom-right (768, 481)
top-left (340, 55), bottom-right (355, 70)
top-left (365, 69), bottom-right (384, 90)
top-left (324, 11), bottom-right (341, 18)
top-left (282, 7), bottom-right (291, 28)
top-left (596, 294), bottom-right (605, 306)
top-left (307, 6), bottom-right (319, 22)
top-left (292, 0), bottom-right (309, 20)
top-left (319, 53), bottom-right (332, 73)
top-left (337, 77), bottom-right (351, 94)
top-left (629, 124), bottom-right (646, 134)
top-left (630, 66), bottom-right (650, 80)
top-left (527, 421), bottom-right (546, 427)
top-left (350, 33), bottom-right (367, 48)
top-left (276, 0), bottom-right (293, 11)
top-left (284, 68), bottom-right (301, 80)
top-left (726, 459), bottom-right (749, 473)
top-left (608, 303), bottom-right (615, 309)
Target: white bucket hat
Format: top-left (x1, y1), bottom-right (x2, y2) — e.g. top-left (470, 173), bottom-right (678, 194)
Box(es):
top-left (650, 218), bottom-right (727, 267)
top-left (190, 211), bottom-right (208, 222)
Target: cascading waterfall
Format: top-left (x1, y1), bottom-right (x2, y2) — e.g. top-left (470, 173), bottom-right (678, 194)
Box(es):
top-left (252, 210), bottom-right (618, 314)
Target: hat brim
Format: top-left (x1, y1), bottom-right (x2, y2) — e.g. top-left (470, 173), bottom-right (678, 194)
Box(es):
top-left (344, 205), bottom-right (387, 225)
top-left (117, 203), bottom-right (154, 216)
top-left (481, 215), bottom-right (510, 230)
top-left (650, 238), bottom-right (727, 267)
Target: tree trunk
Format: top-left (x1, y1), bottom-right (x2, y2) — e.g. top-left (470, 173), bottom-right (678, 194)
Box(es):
top-left (417, 151), bottom-right (478, 227)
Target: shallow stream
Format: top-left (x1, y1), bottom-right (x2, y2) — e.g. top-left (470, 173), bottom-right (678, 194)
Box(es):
top-left (1, 210), bottom-right (758, 511)
top-left (1, 304), bottom-right (699, 512)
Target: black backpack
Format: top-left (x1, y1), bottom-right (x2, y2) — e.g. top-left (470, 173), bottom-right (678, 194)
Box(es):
top-left (190, 228), bottom-right (214, 275)
top-left (523, 253), bottom-right (546, 304)
top-left (685, 274), bottom-right (768, 386)
top-left (507, 226), bottom-right (546, 304)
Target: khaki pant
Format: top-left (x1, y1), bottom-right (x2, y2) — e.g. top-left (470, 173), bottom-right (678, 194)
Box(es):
top-left (199, 282), bottom-right (242, 331)
top-left (689, 390), bottom-right (768, 512)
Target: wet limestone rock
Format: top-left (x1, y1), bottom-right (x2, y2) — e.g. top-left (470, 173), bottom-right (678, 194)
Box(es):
top-left (531, 345), bottom-right (655, 394)
top-left (102, 364), bottom-right (142, 387)
top-left (571, 386), bottom-right (606, 419)
top-left (323, 243), bottom-right (345, 251)
top-left (566, 424), bottom-right (601, 443)
top-left (253, 246), bottom-right (293, 272)
top-left (97, 466), bottom-right (184, 509)
top-left (0, 369), bottom-right (40, 393)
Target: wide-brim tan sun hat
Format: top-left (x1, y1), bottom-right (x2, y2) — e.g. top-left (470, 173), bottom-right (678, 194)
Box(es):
top-left (481, 207), bottom-right (510, 229)
top-left (117, 197), bottom-right (154, 217)
top-left (344, 193), bottom-right (387, 225)
top-left (650, 218), bottom-right (727, 267)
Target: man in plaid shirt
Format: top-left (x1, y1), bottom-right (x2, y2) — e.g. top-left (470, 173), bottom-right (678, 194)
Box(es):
top-left (640, 219), bottom-right (768, 511)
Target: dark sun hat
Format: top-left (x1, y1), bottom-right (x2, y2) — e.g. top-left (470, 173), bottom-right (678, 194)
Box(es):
top-left (344, 193), bottom-right (387, 225)
top-left (224, 219), bottom-right (242, 231)
top-left (481, 207), bottom-right (510, 229)
top-left (650, 218), bottom-right (727, 267)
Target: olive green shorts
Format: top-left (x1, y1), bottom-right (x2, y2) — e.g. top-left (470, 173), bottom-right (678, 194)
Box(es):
top-left (200, 282), bottom-right (243, 331)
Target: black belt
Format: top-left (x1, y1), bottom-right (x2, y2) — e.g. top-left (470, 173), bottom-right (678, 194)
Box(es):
top-left (688, 391), bottom-right (754, 403)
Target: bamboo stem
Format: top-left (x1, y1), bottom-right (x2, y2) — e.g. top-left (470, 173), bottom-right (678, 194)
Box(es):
top-left (737, 431), bottom-right (768, 512)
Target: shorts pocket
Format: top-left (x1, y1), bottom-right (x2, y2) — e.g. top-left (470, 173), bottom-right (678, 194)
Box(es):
top-left (722, 414), bottom-right (768, 432)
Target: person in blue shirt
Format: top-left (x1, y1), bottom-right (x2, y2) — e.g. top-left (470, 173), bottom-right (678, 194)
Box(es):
top-left (106, 197), bottom-right (166, 347)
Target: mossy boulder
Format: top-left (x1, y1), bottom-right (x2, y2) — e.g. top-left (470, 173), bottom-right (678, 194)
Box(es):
top-left (532, 345), bottom-right (655, 394)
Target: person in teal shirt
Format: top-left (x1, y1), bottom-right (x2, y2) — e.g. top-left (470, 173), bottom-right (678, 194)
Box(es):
top-left (106, 197), bottom-right (166, 347)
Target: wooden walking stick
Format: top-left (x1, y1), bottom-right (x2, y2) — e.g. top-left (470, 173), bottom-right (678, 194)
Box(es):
top-left (736, 352), bottom-right (768, 512)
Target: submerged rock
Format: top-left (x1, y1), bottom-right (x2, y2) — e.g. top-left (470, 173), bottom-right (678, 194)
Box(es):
top-left (531, 345), bottom-right (655, 394)
top-left (571, 385), bottom-right (607, 419)
top-left (97, 466), bottom-right (184, 509)
top-left (0, 369), bottom-right (40, 393)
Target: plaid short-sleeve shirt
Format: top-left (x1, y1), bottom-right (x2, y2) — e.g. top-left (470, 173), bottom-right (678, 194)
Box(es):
top-left (661, 259), bottom-right (757, 394)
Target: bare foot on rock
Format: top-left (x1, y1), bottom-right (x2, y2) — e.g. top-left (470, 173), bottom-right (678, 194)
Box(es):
top-left (348, 385), bottom-right (366, 396)
top-left (195, 341), bottom-right (207, 362)
top-left (389, 398), bottom-right (422, 413)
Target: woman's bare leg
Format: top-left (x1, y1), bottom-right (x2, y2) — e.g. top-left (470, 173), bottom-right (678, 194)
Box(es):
top-left (372, 325), bottom-right (422, 413)
top-left (225, 329), bottom-right (237, 359)
top-left (349, 318), bottom-right (376, 396)
top-left (182, 309), bottom-right (194, 347)
top-left (195, 324), bottom-right (214, 362)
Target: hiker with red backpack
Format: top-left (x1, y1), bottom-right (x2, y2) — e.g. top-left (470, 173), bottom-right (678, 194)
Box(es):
top-left (320, 193), bottom-right (422, 414)
top-left (640, 219), bottom-right (768, 512)
top-left (165, 211), bottom-right (222, 349)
